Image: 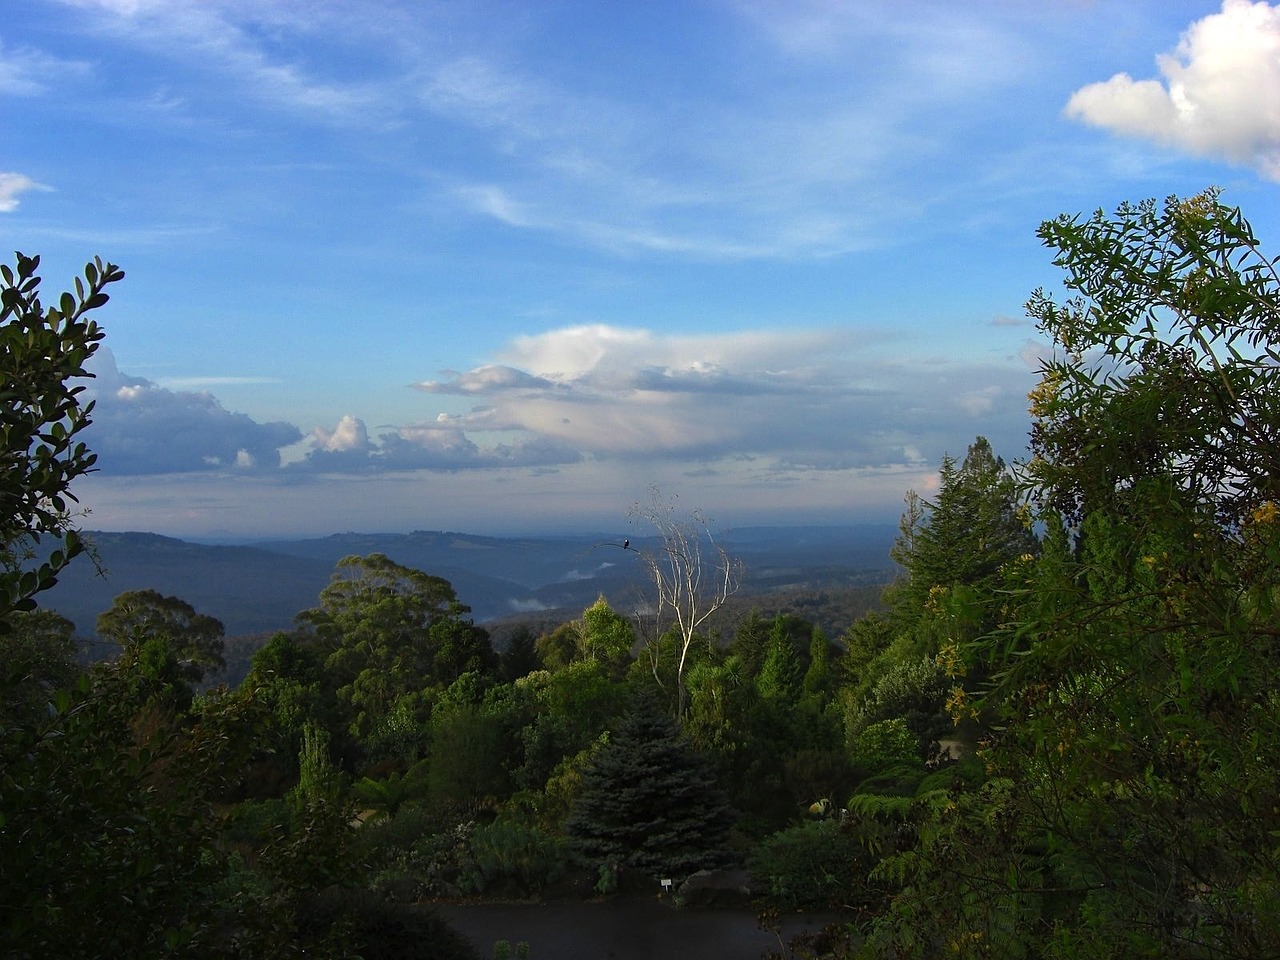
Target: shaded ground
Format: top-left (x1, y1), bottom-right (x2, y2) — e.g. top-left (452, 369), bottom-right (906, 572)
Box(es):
top-left (435, 896), bottom-right (844, 960)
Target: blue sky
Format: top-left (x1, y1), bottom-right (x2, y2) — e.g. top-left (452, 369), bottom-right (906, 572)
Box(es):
top-left (4, 0), bottom-right (1279, 539)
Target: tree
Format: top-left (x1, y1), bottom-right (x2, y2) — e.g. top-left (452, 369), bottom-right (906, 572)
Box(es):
top-left (802, 626), bottom-right (835, 701)
top-left (576, 595), bottom-right (636, 670)
top-left (890, 436), bottom-right (1035, 633)
top-left (859, 192), bottom-right (1280, 960)
top-left (1025, 189), bottom-right (1280, 528)
top-left (755, 613), bottom-right (802, 704)
top-left (851, 439), bottom-right (1033, 761)
top-left (514, 659), bottom-right (629, 791)
top-left (297, 553), bottom-right (494, 740)
top-left (0, 659), bottom-right (265, 959)
top-left (0, 609), bottom-right (78, 727)
top-left (1, 253), bottom-right (122, 624)
top-left (565, 693), bottom-right (734, 885)
top-left (96, 589), bottom-right (226, 683)
top-left (498, 625), bottom-right (540, 681)
top-left (630, 487), bottom-right (742, 717)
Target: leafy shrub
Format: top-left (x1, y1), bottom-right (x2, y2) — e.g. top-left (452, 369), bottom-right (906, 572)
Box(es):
top-left (853, 764), bottom-right (928, 798)
top-left (749, 819), bottom-right (870, 910)
top-left (222, 797), bottom-right (292, 849)
top-left (850, 717), bottom-right (921, 775)
top-left (913, 756), bottom-right (984, 796)
top-left (462, 818), bottom-right (568, 894)
top-left (359, 806), bottom-right (475, 899)
top-left (298, 886), bottom-right (480, 960)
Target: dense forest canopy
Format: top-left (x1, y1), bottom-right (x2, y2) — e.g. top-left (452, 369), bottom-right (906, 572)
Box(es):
top-left (2, 190), bottom-right (1278, 959)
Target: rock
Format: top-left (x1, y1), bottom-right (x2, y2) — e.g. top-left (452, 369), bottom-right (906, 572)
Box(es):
top-left (678, 868), bottom-right (753, 908)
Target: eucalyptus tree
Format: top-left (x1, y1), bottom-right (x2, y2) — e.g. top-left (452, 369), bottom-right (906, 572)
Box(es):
top-left (97, 589), bottom-right (226, 683)
top-left (630, 487), bottom-right (742, 717)
top-left (297, 553), bottom-right (495, 742)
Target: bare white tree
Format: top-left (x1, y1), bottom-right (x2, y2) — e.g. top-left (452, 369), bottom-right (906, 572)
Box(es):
top-left (629, 487), bottom-right (742, 717)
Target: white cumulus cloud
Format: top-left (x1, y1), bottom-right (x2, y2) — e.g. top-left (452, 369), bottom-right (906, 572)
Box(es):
top-left (312, 415), bottom-right (370, 453)
top-left (82, 348), bottom-right (303, 474)
top-left (1066, 0), bottom-right (1280, 180)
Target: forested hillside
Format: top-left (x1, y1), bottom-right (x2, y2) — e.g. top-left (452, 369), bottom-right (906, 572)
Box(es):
top-left (41, 525), bottom-right (897, 641)
top-left (3, 190), bottom-right (1278, 960)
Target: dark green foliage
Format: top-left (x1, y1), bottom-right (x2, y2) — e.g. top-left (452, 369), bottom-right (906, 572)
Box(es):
top-left (535, 621), bottom-right (579, 670)
top-left (782, 747), bottom-right (858, 809)
top-left (298, 553), bottom-right (495, 742)
top-left (750, 819), bottom-right (871, 910)
top-left (0, 253), bottom-right (121, 622)
top-left (850, 765), bottom-right (927, 799)
top-left (0, 671), bottom-right (259, 958)
top-left (298, 887), bottom-right (480, 960)
top-left (565, 694), bottom-right (734, 883)
top-left (730, 608), bottom-right (772, 681)
top-left (848, 718), bottom-right (922, 780)
top-left (97, 588), bottom-right (227, 681)
top-left (512, 660), bottom-right (629, 792)
top-left (0, 608), bottom-right (78, 725)
top-left (498, 624), bottom-right (540, 681)
top-left (463, 818), bottom-right (568, 894)
top-left (755, 613), bottom-right (803, 703)
top-left (855, 192), bottom-right (1280, 960)
top-left (802, 626), bottom-right (834, 699)
top-left (893, 438), bottom-right (1034, 620)
top-left (839, 611), bottom-right (892, 686)
top-left (846, 655), bottom-right (949, 759)
top-left (427, 701), bottom-right (510, 815)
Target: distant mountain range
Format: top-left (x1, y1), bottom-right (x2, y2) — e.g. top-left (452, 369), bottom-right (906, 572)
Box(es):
top-left (39, 525), bottom-right (900, 644)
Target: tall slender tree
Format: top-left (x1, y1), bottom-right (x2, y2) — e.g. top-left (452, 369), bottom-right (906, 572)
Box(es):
top-left (630, 487), bottom-right (742, 717)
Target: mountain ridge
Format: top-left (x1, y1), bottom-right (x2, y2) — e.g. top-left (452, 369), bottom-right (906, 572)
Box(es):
top-left (39, 525), bottom-right (899, 643)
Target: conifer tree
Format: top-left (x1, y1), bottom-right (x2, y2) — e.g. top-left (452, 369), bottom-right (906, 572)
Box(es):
top-left (891, 436), bottom-right (1034, 628)
top-left (565, 694), bottom-right (733, 884)
top-left (755, 614), bottom-right (802, 703)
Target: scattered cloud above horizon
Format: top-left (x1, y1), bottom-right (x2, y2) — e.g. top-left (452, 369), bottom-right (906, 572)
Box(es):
top-left (1067, 0), bottom-right (1280, 180)
top-left (78, 324), bottom-right (1040, 485)
top-left (83, 348), bottom-right (302, 474)
top-left (9, 0), bottom-right (1279, 538)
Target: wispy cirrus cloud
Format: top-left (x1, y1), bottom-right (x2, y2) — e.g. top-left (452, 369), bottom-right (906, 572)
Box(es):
top-left (0, 38), bottom-right (91, 95)
top-left (55, 0), bottom-right (400, 122)
top-left (32, 0), bottom-right (1143, 265)
top-left (0, 172), bottom-right (52, 212)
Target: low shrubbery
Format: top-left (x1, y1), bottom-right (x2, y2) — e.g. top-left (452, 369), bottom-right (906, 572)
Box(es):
top-left (749, 819), bottom-right (870, 911)
top-left (359, 806), bottom-right (569, 899)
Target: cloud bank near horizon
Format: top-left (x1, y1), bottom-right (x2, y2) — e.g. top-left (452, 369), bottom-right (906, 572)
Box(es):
top-left (80, 324), bottom-right (1041, 487)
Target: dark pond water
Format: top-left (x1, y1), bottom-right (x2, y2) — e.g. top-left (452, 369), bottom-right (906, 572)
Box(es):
top-left (435, 897), bottom-right (844, 960)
